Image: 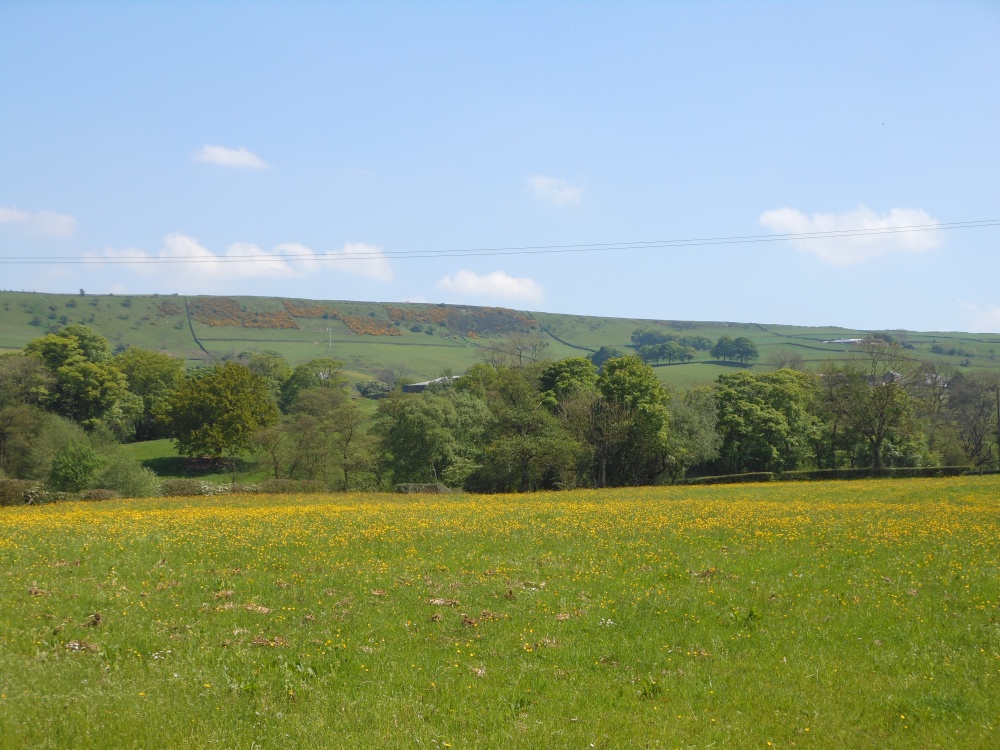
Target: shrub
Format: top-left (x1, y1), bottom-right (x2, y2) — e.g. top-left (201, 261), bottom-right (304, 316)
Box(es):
top-left (96, 454), bottom-right (161, 498)
top-left (394, 482), bottom-right (451, 494)
top-left (0, 479), bottom-right (44, 507)
top-left (160, 479), bottom-right (228, 497)
top-left (49, 442), bottom-right (102, 492)
top-left (678, 472), bottom-right (774, 486)
top-left (79, 489), bottom-right (120, 502)
top-left (227, 483), bottom-right (260, 494)
top-left (259, 479), bottom-right (327, 494)
top-left (356, 379), bottom-right (391, 399)
top-left (780, 466), bottom-right (970, 482)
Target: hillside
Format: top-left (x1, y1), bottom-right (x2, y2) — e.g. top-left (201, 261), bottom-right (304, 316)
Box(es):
top-left (3, 290), bottom-right (1000, 388)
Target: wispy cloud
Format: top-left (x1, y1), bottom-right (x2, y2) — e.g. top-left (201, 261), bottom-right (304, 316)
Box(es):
top-left (436, 270), bottom-right (543, 303)
top-left (88, 235), bottom-right (393, 290)
top-left (315, 242), bottom-right (393, 282)
top-left (759, 205), bottom-right (942, 264)
top-left (0, 205), bottom-right (77, 237)
top-left (193, 145), bottom-right (268, 169)
top-left (960, 302), bottom-right (1000, 334)
top-left (527, 175), bottom-right (583, 207)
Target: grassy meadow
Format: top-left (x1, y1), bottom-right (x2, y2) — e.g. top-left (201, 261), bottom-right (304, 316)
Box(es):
top-left (1, 478), bottom-right (997, 748)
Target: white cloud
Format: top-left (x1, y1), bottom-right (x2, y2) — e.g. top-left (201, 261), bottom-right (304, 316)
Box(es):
top-left (0, 205), bottom-right (77, 237)
top-left (87, 235), bottom-right (393, 290)
top-left (527, 175), bottom-right (583, 207)
top-left (193, 145), bottom-right (268, 169)
top-left (313, 242), bottom-right (394, 282)
top-left (759, 205), bottom-right (942, 265)
top-left (436, 270), bottom-right (543, 303)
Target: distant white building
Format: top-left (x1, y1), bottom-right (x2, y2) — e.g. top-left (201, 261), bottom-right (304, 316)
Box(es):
top-left (821, 338), bottom-right (864, 345)
top-left (402, 375), bottom-right (461, 393)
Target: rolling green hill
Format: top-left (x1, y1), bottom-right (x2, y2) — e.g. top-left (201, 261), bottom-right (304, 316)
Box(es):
top-left (3, 290), bottom-right (1000, 389)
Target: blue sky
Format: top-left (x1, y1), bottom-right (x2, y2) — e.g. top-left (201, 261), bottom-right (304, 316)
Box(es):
top-left (2, 1), bottom-right (998, 332)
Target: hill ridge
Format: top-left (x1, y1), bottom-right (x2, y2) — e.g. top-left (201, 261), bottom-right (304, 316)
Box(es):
top-left (2, 290), bottom-right (999, 389)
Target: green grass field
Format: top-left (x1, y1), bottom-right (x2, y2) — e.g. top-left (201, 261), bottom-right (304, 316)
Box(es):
top-left (3, 290), bottom-right (1000, 389)
top-left (1, 478), bottom-right (997, 748)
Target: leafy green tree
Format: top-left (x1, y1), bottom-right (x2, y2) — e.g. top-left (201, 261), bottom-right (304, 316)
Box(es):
top-left (590, 346), bottom-right (625, 369)
top-left (711, 336), bottom-right (735, 362)
top-left (279, 358), bottom-right (346, 411)
top-left (165, 362), bottom-right (278, 459)
top-left (592, 356), bottom-right (671, 486)
top-left (95, 451), bottom-right (160, 498)
top-left (464, 364), bottom-right (589, 492)
top-left (246, 351), bottom-right (293, 396)
top-left (637, 344), bottom-right (659, 364)
top-left (539, 357), bottom-right (598, 407)
top-left (254, 413), bottom-right (332, 482)
top-left (115, 348), bottom-right (184, 440)
top-left (24, 326), bottom-right (132, 430)
top-left (715, 369), bottom-right (822, 474)
top-left (823, 339), bottom-right (918, 470)
top-left (679, 335), bottom-right (714, 351)
top-left (732, 337), bottom-right (760, 365)
top-left (287, 387), bottom-right (377, 489)
top-left (631, 329), bottom-right (674, 348)
top-left (25, 325), bottom-right (110, 369)
top-left (665, 385), bottom-right (721, 479)
top-left (0, 353), bottom-right (53, 409)
top-left (376, 391), bottom-right (461, 482)
top-left (51, 359), bottom-right (131, 429)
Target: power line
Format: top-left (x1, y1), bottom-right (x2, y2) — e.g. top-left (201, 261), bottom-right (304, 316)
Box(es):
top-left (1, 218), bottom-right (997, 265)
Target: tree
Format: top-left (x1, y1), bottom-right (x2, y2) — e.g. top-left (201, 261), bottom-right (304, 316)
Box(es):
top-left (375, 390), bottom-right (491, 484)
top-left (165, 362), bottom-right (278, 459)
top-left (24, 326), bottom-right (131, 430)
top-left (947, 372), bottom-right (999, 468)
top-left (114, 348), bottom-right (184, 440)
top-left (665, 386), bottom-right (720, 479)
top-left (592, 356), bottom-right (671, 486)
top-left (631, 329), bottom-right (673, 348)
top-left (466, 364), bottom-right (587, 492)
top-left (823, 339), bottom-right (918, 470)
top-left (768, 351), bottom-right (806, 371)
top-left (254, 413), bottom-right (331, 482)
top-left (50, 359), bottom-right (131, 429)
top-left (679, 335), bottom-right (714, 352)
top-left (480, 333), bottom-right (549, 369)
top-left (245, 351), bottom-right (293, 396)
top-left (732, 337), bottom-right (759, 365)
top-left (714, 369), bottom-right (822, 474)
top-left (590, 346), bottom-right (625, 369)
top-left (289, 386), bottom-right (377, 489)
top-left (711, 336), bottom-right (735, 362)
top-left (909, 362), bottom-right (955, 454)
top-left (539, 357), bottom-right (598, 407)
top-left (0, 353), bottom-right (53, 409)
top-left (279, 358), bottom-right (346, 411)
top-left (25, 325), bottom-right (111, 369)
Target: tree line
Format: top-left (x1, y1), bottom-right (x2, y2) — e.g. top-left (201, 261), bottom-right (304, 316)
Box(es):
top-left (1, 325), bottom-right (998, 498)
